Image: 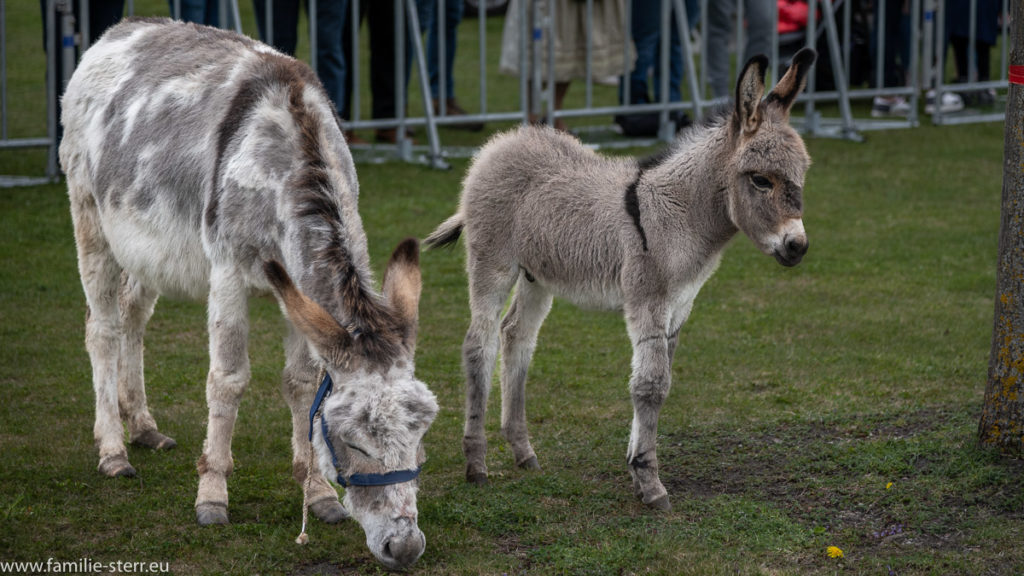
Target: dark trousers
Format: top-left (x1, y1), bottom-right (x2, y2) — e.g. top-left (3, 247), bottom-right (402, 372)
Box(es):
top-left (341, 0), bottom-right (399, 121)
top-left (253, 0), bottom-right (350, 116)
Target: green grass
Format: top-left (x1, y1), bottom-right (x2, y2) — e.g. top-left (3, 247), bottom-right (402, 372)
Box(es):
top-left (1, 2), bottom-right (1019, 575)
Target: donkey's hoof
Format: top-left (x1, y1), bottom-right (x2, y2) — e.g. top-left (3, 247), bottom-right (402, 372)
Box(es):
top-left (196, 502), bottom-right (229, 525)
top-left (98, 455), bottom-right (136, 478)
top-left (466, 472), bottom-right (489, 486)
top-left (517, 456), bottom-right (541, 470)
top-left (645, 494), bottom-right (672, 511)
top-left (310, 498), bottom-right (349, 524)
top-left (131, 429), bottom-right (177, 451)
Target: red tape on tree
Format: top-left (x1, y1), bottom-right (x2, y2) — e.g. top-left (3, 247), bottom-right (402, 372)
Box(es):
top-left (1010, 65), bottom-right (1024, 85)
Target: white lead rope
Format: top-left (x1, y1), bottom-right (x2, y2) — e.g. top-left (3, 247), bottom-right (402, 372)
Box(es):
top-left (296, 368), bottom-right (326, 545)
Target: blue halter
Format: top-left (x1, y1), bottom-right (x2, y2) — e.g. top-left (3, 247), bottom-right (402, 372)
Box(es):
top-left (309, 371), bottom-right (421, 488)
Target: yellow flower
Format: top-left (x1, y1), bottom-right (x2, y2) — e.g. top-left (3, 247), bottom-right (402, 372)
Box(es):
top-left (826, 546), bottom-right (844, 559)
top-left (886, 482), bottom-right (894, 490)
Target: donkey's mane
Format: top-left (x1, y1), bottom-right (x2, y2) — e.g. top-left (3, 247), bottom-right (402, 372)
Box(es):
top-left (286, 65), bottom-right (405, 367)
top-left (633, 104), bottom-right (733, 171)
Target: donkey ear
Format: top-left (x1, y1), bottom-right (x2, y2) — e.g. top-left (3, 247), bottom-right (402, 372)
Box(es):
top-left (766, 48), bottom-right (817, 116)
top-left (735, 54), bottom-right (769, 135)
top-left (382, 238), bottom-right (422, 354)
top-left (264, 260), bottom-right (353, 364)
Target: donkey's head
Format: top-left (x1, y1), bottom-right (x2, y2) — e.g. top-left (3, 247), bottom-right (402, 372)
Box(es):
top-left (727, 48), bottom-right (816, 267)
top-left (265, 239), bottom-right (438, 570)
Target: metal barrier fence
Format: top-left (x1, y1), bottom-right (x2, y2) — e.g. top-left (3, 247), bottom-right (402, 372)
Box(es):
top-left (2, 0), bottom-right (1009, 185)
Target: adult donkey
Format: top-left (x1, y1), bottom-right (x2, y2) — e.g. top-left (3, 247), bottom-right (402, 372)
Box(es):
top-left (61, 18), bottom-right (438, 569)
top-left (426, 49), bottom-right (816, 510)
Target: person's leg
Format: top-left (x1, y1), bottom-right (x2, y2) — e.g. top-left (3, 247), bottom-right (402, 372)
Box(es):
top-left (441, 0), bottom-right (463, 99)
top-left (339, 2), bottom-right (363, 121)
top-left (88, 0), bottom-right (125, 40)
top-left (653, 2), bottom-right (684, 103)
top-left (254, 0), bottom-right (300, 54)
top-left (623, 0), bottom-right (656, 105)
top-left (975, 40), bottom-right (991, 82)
top-left (951, 35), bottom-right (969, 81)
top-left (368, 0), bottom-right (398, 121)
top-left (705, 0), bottom-right (735, 98)
top-left (316, 0), bottom-right (349, 115)
top-left (552, 81), bottom-right (570, 131)
top-left (742, 0), bottom-right (772, 63)
top-left (170, 0), bottom-right (208, 25)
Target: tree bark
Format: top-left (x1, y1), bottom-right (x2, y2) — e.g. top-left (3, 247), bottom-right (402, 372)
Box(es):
top-left (979, 1), bottom-right (1024, 454)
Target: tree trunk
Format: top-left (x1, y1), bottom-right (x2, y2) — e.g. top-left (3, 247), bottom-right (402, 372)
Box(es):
top-left (979, 1), bottom-right (1024, 454)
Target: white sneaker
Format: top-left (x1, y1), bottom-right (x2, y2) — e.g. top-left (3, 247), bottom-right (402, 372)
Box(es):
top-left (871, 96), bottom-right (911, 118)
top-left (924, 89), bottom-right (964, 114)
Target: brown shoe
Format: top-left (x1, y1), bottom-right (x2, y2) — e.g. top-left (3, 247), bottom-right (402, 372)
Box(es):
top-left (433, 98), bottom-right (484, 131)
top-left (344, 131), bottom-right (368, 145)
top-left (375, 128), bottom-right (415, 144)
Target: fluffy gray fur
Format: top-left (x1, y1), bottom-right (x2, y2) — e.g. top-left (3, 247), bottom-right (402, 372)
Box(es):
top-left (426, 49), bottom-right (817, 510)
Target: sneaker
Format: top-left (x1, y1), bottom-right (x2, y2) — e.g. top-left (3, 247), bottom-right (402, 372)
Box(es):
top-left (871, 96), bottom-right (911, 118)
top-left (924, 89), bottom-right (964, 114)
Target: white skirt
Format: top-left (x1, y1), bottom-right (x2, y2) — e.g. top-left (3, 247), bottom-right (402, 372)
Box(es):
top-left (499, 0), bottom-right (632, 83)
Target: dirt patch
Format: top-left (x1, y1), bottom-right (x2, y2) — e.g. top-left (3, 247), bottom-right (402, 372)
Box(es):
top-left (660, 405), bottom-right (1024, 565)
top-left (290, 559), bottom-right (377, 575)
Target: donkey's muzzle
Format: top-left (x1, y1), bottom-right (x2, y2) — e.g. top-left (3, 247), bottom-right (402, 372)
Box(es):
top-left (378, 527), bottom-right (426, 569)
top-left (774, 236), bottom-right (808, 267)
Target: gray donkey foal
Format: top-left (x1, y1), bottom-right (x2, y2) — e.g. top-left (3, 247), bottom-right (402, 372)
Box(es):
top-left (426, 49), bottom-right (816, 510)
top-left (61, 18), bottom-right (437, 569)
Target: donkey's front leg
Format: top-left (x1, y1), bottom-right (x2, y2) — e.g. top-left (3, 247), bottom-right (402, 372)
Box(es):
top-left (624, 319), bottom-right (673, 510)
top-left (195, 267), bottom-right (251, 525)
top-left (281, 324), bottom-right (347, 523)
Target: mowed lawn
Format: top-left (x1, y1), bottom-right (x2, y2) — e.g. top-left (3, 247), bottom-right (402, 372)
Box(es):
top-left (1, 3), bottom-right (1021, 576)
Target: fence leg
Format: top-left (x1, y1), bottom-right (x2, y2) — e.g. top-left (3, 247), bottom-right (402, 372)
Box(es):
top-left (817, 0), bottom-right (861, 141)
top-left (405, 0), bottom-right (448, 169)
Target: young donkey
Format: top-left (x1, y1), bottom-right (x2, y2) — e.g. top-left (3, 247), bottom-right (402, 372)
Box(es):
top-left (61, 18), bottom-right (438, 569)
top-left (426, 49), bottom-right (816, 510)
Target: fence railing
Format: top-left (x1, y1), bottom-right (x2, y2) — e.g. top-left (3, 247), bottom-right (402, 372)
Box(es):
top-left (3, 0), bottom-right (1009, 186)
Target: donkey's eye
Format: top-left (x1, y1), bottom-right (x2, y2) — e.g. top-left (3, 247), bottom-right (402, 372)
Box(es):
top-left (750, 174), bottom-right (773, 191)
top-left (346, 443), bottom-right (371, 457)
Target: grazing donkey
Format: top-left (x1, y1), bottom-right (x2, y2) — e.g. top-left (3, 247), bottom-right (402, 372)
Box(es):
top-left (425, 49), bottom-right (816, 510)
top-left (60, 18), bottom-right (438, 569)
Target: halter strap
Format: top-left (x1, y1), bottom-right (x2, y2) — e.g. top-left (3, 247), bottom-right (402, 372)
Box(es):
top-left (308, 371), bottom-right (422, 488)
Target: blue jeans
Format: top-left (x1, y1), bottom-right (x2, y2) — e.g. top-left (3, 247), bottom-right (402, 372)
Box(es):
top-left (316, 0), bottom-right (350, 115)
top-left (252, 0), bottom-right (349, 116)
top-left (622, 0), bottom-right (697, 104)
top-left (417, 0), bottom-right (463, 100)
top-left (170, 0), bottom-right (219, 27)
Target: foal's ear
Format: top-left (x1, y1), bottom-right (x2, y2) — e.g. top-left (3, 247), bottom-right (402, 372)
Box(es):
top-left (766, 48), bottom-right (817, 116)
top-left (735, 54), bottom-right (769, 135)
top-left (264, 260), bottom-right (353, 364)
top-left (382, 238), bottom-right (422, 354)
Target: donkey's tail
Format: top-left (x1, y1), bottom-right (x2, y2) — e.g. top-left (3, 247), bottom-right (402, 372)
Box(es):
top-left (423, 213), bottom-right (464, 250)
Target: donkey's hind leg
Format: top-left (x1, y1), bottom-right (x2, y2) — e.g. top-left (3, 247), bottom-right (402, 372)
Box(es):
top-left (499, 276), bottom-right (553, 470)
top-left (281, 322), bottom-right (347, 523)
top-left (118, 273), bottom-right (176, 451)
top-left (462, 260), bottom-right (519, 485)
top-left (70, 188), bottom-right (134, 478)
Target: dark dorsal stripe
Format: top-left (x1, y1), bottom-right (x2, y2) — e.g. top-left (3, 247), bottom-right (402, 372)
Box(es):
top-left (624, 173), bottom-right (648, 252)
top-left (624, 147), bottom-right (674, 253)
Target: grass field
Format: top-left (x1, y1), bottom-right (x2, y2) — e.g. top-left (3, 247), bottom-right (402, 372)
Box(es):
top-left (1, 3), bottom-right (1020, 576)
